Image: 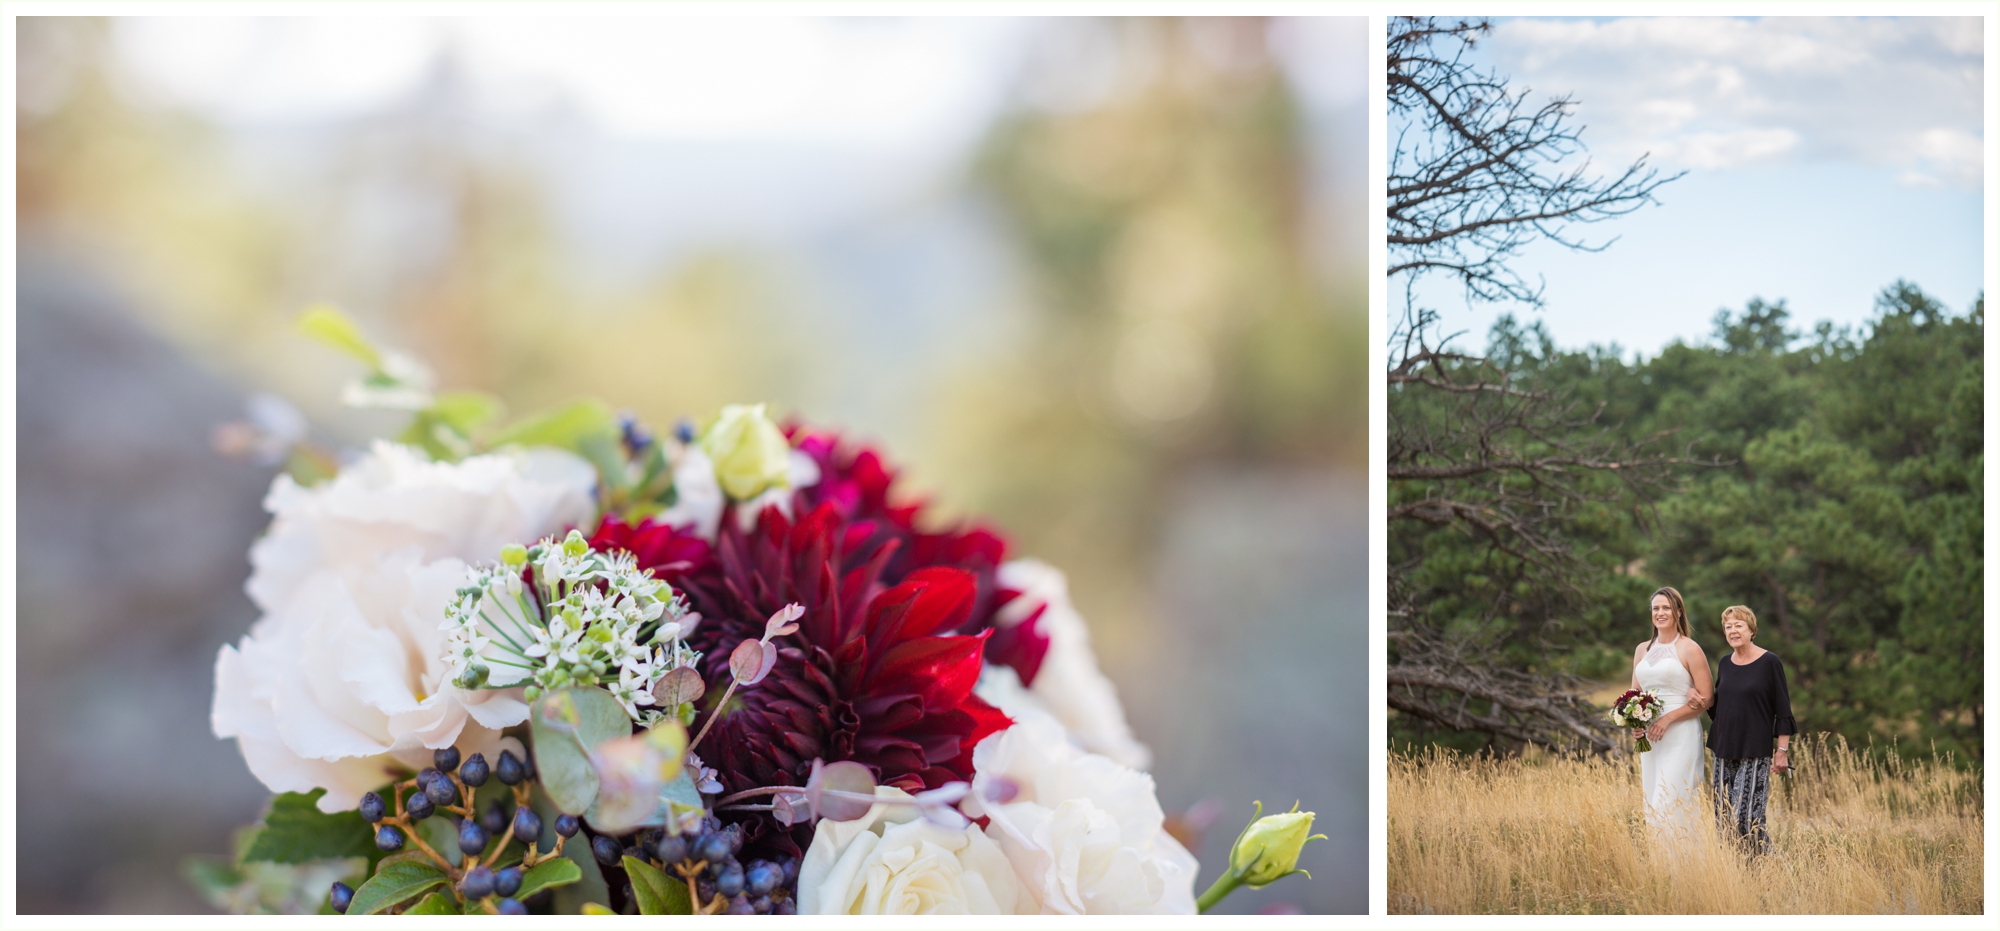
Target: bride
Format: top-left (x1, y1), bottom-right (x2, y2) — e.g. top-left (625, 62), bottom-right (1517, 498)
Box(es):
top-left (1628, 586), bottom-right (1712, 838)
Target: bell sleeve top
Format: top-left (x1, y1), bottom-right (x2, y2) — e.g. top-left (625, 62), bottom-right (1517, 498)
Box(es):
top-left (1705, 650), bottom-right (1797, 760)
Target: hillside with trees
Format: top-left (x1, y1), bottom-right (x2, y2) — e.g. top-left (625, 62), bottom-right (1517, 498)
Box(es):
top-left (1390, 285), bottom-right (1984, 765)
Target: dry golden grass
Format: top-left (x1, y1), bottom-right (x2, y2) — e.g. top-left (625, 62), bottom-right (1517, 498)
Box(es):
top-left (1388, 734), bottom-right (1983, 914)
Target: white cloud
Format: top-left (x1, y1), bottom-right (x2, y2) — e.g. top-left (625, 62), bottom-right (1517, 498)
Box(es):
top-left (1487, 16), bottom-right (1983, 188)
top-left (1651, 127), bottom-right (1799, 170)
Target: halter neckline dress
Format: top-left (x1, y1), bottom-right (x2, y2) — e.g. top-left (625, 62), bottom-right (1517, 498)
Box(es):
top-left (1635, 637), bottom-right (1704, 839)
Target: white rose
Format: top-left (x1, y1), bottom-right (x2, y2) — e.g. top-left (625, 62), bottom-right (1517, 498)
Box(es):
top-left (993, 559), bottom-right (1151, 770)
top-left (212, 442), bottom-right (597, 812)
top-left (797, 787), bottom-right (1023, 915)
top-left (964, 701), bottom-right (1198, 914)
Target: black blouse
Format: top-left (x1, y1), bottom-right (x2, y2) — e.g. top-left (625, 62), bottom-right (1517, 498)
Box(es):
top-left (1705, 650), bottom-right (1797, 759)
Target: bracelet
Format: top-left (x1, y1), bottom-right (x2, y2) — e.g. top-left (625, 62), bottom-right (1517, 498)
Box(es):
top-left (1775, 747), bottom-right (1788, 755)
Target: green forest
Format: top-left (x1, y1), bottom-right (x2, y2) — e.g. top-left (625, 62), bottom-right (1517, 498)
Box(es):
top-left (1389, 282), bottom-right (1984, 766)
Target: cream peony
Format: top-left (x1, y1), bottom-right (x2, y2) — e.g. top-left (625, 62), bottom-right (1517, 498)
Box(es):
top-left (993, 559), bottom-right (1152, 770)
top-left (963, 698), bottom-right (1199, 915)
top-left (212, 442), bottom-right (598, 811)
top-left (797, 787), bottom-right (1024, 915)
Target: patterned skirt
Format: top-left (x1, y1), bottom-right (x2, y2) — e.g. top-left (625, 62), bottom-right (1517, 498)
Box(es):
top-left (1712, 756), bottom-right (1772, 854)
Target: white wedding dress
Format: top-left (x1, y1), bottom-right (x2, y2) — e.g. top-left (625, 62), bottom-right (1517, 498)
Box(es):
top-left (1635, 638), bottom-right (1703, 840)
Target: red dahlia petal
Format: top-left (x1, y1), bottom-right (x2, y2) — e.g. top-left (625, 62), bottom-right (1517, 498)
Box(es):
top-left (893, 566), bottom-right (977, 639)
top-left (986, 602), bottom-right (1052, 687)
top-left (871, 630), bottom-right (990, 712)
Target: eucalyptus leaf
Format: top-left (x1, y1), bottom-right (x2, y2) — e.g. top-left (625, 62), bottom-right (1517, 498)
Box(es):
top-left (623, 855), bottom-right (694, 915)
top-left (403, 890), bottom-right (461, 915)
top-left (584, 722), bottom-right (690, 834)
top-left (240, 789), bottom-right (381, 865)
top-left (653, 667), bottom-right (705, 707)
top-left (660, 767), bottom-right (705, 816)
top-left (531, 687), bottom-right (632, 814)
top-left (347, 852), bottom-right (449, 915)
top-left (514, 856), bottom-right (582, 901)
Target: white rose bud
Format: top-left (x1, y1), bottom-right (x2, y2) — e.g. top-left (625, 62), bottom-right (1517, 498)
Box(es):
top-left (698, 403), bottom-right (793, 501)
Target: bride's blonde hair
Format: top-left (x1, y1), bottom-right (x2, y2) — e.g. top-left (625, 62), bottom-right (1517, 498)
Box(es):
top-left (1650, 586), bottom-right (1690, 645)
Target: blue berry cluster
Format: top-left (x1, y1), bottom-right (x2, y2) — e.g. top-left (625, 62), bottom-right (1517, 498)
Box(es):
top-left (333, 746), bottom-right (555, 915)
top-left (330, 743), bottom-right (803, 915)
top-left (592, 815), bottom-right (799, 914)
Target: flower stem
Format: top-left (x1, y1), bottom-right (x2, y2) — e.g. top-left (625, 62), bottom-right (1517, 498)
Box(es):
top-left (1195, 870), bottom-right (1243, 914)
top-left (394, 815), bottom-right (460, 879)
top-left (714, 785), bottom-right (790, 806)
top-left (687, 678), bottom-right (739, 752)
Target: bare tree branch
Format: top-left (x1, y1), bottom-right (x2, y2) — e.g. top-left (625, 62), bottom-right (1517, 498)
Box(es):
top-left (1386, 16), bottom-right (1683, 308)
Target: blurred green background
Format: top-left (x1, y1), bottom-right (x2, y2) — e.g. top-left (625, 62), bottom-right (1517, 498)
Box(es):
top-left (13, 16), bottom-right (1367, 913)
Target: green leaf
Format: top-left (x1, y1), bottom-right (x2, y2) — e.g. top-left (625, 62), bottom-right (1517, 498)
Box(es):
top-left (296, 304), bottom-right (383, 370)
top-left (623, 856), bottom-right (693, 915)
top-left (530, 687), bottom-right (633, 815)
top-left (487, 400), bottom-right (617, 453)
top-left (182, 855), bottom-right (243, 901)
top-left (580, 902), bottom-right (618, 915)
top-left (347, 851), bottom-right (450, 915)
top-left (514, 856), bottom-right (583, 901)
top-left (240, 790), bottom-right (380, 865)
top-left (532, 786), bottom-right (610, 913)
top-left (429, 390), bottom-right (506, 436)
top-left (403, 890), bottom-right (462, 915)
top-left (577, 431), bottom-right (632, 497)
top-left (405, 813), bottom-right (462, 868)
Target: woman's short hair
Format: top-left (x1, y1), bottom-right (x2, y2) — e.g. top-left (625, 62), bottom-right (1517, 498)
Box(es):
top-left (1721, 604), bottom-right (1758, 636)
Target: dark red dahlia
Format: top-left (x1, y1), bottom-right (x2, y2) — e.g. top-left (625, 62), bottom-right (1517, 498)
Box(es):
top-left (591, 500), bottom-right (1012, 859)
top-left (787, 428), bottom-right (1050, 684)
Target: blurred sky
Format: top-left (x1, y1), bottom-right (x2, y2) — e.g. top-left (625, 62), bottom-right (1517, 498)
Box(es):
top-left (81, 16), bottom-right (1367, 290)
top-left (1399, 16), bottom-right (1988, 356)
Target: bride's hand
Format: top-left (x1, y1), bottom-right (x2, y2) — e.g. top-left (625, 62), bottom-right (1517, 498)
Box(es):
top-left (1646, 719), bottom-right (1668, 743)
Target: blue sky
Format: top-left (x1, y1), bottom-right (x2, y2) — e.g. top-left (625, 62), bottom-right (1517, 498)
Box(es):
top-left (1399, 16), bottom-right (1986, 358)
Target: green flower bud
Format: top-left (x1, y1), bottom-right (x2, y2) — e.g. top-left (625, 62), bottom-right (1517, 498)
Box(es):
top-left (500, 543), bottom-right (528, 567)
top-left (562, 529), bottom-right (589, 559)
top-left (453, 663), bottom-right (490, 690)
top-left (1228, 801), bottom-right (1323, 888)
top-left (523, 685), bottom-right (542, 702)
top-left (698, 403), bottom-right (792, 501)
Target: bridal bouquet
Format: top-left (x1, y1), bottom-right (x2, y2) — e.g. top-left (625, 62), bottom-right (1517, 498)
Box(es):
top-left (196, 309), bottom-right (1319, 916)
top-left (1609, 688), bottom-right (1665, 752)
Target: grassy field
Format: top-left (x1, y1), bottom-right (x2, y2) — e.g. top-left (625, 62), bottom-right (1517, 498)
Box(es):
top-left (1388, 734), bottom-right (1984, 914)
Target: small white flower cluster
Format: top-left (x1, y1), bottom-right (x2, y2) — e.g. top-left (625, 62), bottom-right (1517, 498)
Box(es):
top-left (441, 528), bottom-right (704, 724)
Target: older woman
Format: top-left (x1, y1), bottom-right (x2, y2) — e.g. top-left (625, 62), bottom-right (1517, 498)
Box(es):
top-left (1704, 605), bottom-right (1796, 854)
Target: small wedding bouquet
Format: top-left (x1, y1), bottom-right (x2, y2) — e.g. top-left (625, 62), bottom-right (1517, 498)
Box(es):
top-left (1609, 688), bottom-right (1665, 752)
top-left (195, 308), bottom-right (1320, 916)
